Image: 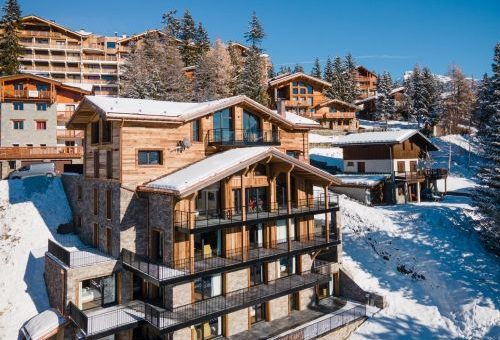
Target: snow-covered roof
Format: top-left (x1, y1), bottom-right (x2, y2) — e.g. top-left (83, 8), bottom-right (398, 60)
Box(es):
top-left (390, 86), bottom-right (405, 95)
top-left (21, 308), bottom-right (66, 340)
top-left (282, 111), bottom-right (319, 126)
top-left (268, 72), bottom-right (331, 88)
top-left (315, 98), bottom-right (359, 111)
top-left (63, 82), bottom-right (94, 92)
top-left (335, 174), bottom-right (389, 187)
top-left (142, 147), bottom-right (339, 196)
top-left (334, 129), bottom-right (438, 150)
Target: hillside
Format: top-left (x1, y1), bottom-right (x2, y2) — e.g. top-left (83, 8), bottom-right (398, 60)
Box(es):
top-left (0, 177), bottom-right (75, 339)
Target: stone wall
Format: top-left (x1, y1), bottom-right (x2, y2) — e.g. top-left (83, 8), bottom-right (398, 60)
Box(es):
top-left (298, 287), bottom-right (315, 311)
top-left (225, 309), bottom-right (249, 337)
top-left (224, 268), bottom-right (250, 336)
top-left (267, 295), bottom-right (289, 321)
top-left (148, 193), bottom-right (173, 261)
top-left (164, 281), bottom-right (192, 309)
top-left (339, 268), bottom-right (387, 309)
top-left (44, 254), bottom-right (66, 313)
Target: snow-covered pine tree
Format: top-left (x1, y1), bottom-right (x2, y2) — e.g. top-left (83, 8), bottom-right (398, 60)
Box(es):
top-left (310, 57), bottom-right (322, 79)
top-left (0, 0), bottom-right (22, 76)
top-left (194, 22), bottom-right (210, 57)
top-left (323, 57), bottom-right (334, 83)
top-left (236, 12), bottom-right (269, 105)
top-left (228, 45), bottom-right (243, 95)
top-left (120, 32), bottom-right (189, 101)
top-left (442, 65), bottom-right (475, 133)
top-left (325, 56), bottom-right (346, 100)
top-left (474, 73), bottom-right (495, 131)
top-left (374, 72), bottom-right (395, 121)
top-left (278, 65), bottom-right (291, 75)
top-left (473, 43), bottom-right (500, 255)
top-left (179, 10), bottom-right (198, 66)
top-left (422, 67), bottom-right (443, 127)
top-left (194, 39), bottom-right (233, 101)
top-left (293, 64), bottom-right (304, 73)
top-left (162, 9), bottom-right (182, 39)
top-left (404, 65), bottom-right (429, 124)
top-left (343, 52), bottom-right (359, 103)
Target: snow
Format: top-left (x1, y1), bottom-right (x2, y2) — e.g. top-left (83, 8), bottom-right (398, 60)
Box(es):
top-left (312, 130), bottom-right (500, 339)
top-left (21, 308), bottom-right (65, 340)
top-left (335, 174), bottom-right (388, 187)
top-left (63, 82), bottom-right (94, 92)
top-left (309, 144), bottom-right (344, 170)
top-left (0, 177), bottom-right (80, 339)
top-left (282, 111), bottom-right (319, 126)
top-left (333, 129), bottom-right (423, 146)
top-left (146, 147), bottom-right (274, 193)
top-left (358, 119), bottom-right (419, 130)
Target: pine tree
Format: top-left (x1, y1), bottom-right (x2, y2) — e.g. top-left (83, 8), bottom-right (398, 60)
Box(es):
top-left (442, 65), bottom-right (475, 133)
top-left (244, 11), bottom-right (265, 50)
top-left (228, 45), bottom-right (243, 96)
top-left (267, 64), bottom-right (276, 79)
top-left (236, 12), bottom-right (269, 104)
top-left (404, 65), bottom-right (429, 124)
top-left (374, 72), bottom-right (395, 121)
top-left (277, 65), bottom-right (291, 75)
top-left (162, 9), bottom-right (181, 39)
top-left (178, 10), bottom-right (198, 66)
top-left (0, 0), bottom-right (22, 76)
top-left (343, 52), bottom-right (359, 102)
top-left (120, 33), bottom-right (189, 101)
top-left (310, 57), bottom-right (322, 79)
top-left (325, 56), bottom-right (346, 100)
top-left (473, 42), bottom-right (500, 255)
top-left (293, 64), bottom-right (304, 73)
top-left (194, 39), bottom-right (233, 101)
top-left (422, 67), bottom-right (443, 127)
top-left (194, 22), bottom-right (210, 56)
top-left (323, 57), bottom-right (334, 83)
top-left (474, 73), bottom-right (495, 131)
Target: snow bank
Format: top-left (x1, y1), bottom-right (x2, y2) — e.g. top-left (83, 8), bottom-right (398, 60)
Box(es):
top-left (0, 177), bottom-right (73, 339)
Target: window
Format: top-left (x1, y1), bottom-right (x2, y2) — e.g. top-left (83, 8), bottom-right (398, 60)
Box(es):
top-left (250, 303), bottom-right (266, 325)
top-left (80, 274), bottom-right (116, 310)
top-left (93, 188), bottom-right (99, 215)
top-left (106, 41), bottom-right (116, 49)
top-left (212, 108), bottom-right (233, 142)
top-left (292, 88), bottom-right (298, 95)
top-left (36, 121), bottom-right (47, 130)
top-left (13, 102), bottom-right (24, 111)
top-left (307, 85), bottom-right (313, 94)
top-left (194, 317), bottom-right (221, 340)
top-left (106, 189), bottom-right (112, 220)
top-left (102, 120), bottom-right (112, 143)
top-left (397, 161), bottom-right (405, 173)
top-left (36, 84), bottom-right (48, 91)
top-left (8, 161), bottom-right (16, 170)
top-left (36, 103), bottom-right (47, 111)
top-left (194, 274), bottom-right (222, 301)
top-left (357, 162), bottom-right (366, 173)
top-left (91, 121), bottom-right (100, 144)
top-left (329, 106), bottom-right (337, 113)
top-left (286, 150), bottom-right (300, 159)
top-left (14, 83), bottom-right (23, 91)
top-left (410, 161), bottom-right (417, 172)
top-left (347, 161), bottom-right (354, 167)
top-left (192, 119), bottom-right (201, 142)
top-left (12, 120), bottom-right (24, 129)
top-left (106, 150), bottom-right (113, 179)
top-left (138, 150), bottom-right (162, 165)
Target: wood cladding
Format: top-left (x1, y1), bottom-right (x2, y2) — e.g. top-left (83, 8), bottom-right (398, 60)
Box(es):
top-left (343, 139), bottom-right (422, 160)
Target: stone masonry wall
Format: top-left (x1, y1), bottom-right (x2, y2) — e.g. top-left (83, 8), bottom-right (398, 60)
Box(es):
top-left (44, 254), bottom-right (66, 313)
top-left (224, 268), bottom-right (249, 336)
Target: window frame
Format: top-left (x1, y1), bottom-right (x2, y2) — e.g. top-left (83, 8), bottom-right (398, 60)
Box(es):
top-left (12, 120), bottom-right (24, 130)
top-left (137, 149), bottom-right (163, 166)
top-left (35, 120), bottom-right (47, 130)
top-left (13, 102), bottom-right (24, 111)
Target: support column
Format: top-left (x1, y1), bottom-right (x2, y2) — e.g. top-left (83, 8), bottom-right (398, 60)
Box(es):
top-left (416, 181), bottom-right (421, 203)
top-left (404, 182), bottom-right (409, 204)
top-left (241, 173), bottom-right (246, 260)
top-left (324, 185), bottom-right (330, 243)
top-left (286, 171), bottom-right (292, 252)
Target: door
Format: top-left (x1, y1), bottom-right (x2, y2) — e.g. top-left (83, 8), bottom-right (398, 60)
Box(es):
top-left (357, 162), bottom-right (366, 173)
top-left (150, 230), bottom-right (163, 262)
top-left (397, 161), bottom-right (405, 173)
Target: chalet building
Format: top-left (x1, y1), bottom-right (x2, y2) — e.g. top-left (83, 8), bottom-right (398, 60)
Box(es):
top-left (356, 86), bottom-right (406, 119)
top-left (42, 94), bottom-right (373, 339)
top-left (268, 72), bottom-right (360, 132)
top-left (0, 73), bottom-right (90, 178)
top-left (0, 15), bottom-right (168, 96)
top-left (353, 66), bottom-right (377, 99)
top-left (334, 130), bottom-right (447, 204)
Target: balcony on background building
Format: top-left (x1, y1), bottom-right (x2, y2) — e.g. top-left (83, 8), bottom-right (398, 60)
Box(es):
top-left (0, 146), bottom-right (82, 160)
top-left (2, 89), bottom-right (52, 101)
top-left (56, 129), bottom-right (84, 139)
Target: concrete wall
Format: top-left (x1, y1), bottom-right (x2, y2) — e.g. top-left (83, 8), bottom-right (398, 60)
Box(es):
top-left (339, 268), bottom-right (386, 309)
top-left (331, 186), bottom-right (370, 205)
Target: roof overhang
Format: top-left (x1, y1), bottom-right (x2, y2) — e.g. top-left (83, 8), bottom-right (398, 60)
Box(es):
top-left (21, 15), bottom-right (84, 38)
top-left (269, 72), bottom-right (332, 88)
top-left (334, 130), bottom-right (439, 151)
top-left (315, 99), bottom-right (359, 111)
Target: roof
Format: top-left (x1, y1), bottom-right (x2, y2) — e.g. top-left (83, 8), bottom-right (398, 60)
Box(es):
top-left (281, 110), bottom-right (319, 126)
top-left (21, 308), bottom-right (66, 340)
top-left (117, 29), bottom-right (180, 44)
top-left (390, 86), bottom-right (405, 95)
top-left (268, 72), bottom-right (331, 88)
top-left (315, 99), bottom-right (359, 111)
top-left (333, 129), bottom-right (439, 151)
top-left (68, 95), bottom-right (318, 130)
top-left (140, 147), bottom-right (340, 197)
top-left (335, 174), bottom-right (389, 187)
top-left (355, 65), bottom-right (377, 77)
top-left (0, 73), bottom-right (91, 94)
top-left (62, 82), bottom-right (94, 92)
top-left (21, 15), bottom-right (85, 38)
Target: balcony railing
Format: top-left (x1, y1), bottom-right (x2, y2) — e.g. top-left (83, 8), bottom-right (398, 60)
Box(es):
top-left (56, 129), bottom-right (84, 139)
top-left (145, 270), bottom-right (329, 331)
top-left (207, 129), bottom-right (280, 146)
top-left (122, 232), bottom-right (337, 285)
top-left (48, 239), bottom-right (115, 267)
top-left (0, 146), bottom-right (82, 160)
top-left (3, 89), bottom-right (51, 100)
top-left (174, 194), bottom-right (338, 231)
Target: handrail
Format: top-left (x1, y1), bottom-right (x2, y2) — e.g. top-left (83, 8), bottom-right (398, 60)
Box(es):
top-left (0, 146), bottom-right (82, 159)
top-left (3, 89), bottom-right (52, 99)
top-left (207, 128), bottom-right (280, 145)
top-left (174, 194), bottom-right (338, 230)
top-left (47, 239), bottom-right (114, 267)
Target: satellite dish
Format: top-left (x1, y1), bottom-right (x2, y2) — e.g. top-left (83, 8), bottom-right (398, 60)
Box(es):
top-left (182, 138), bottom-right (192, 149)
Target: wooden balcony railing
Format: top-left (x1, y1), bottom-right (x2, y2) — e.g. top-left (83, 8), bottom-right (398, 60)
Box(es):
top-left (0, 146), bottom-right (82, 160)
top-left (56, 129), bottom-right (84, 139)
top-left (57, 111), bottom-right (75, 121)
top-left (283, 99), bottom-right (310, 107)
top-left (2, 89), bottom-right (52, 100)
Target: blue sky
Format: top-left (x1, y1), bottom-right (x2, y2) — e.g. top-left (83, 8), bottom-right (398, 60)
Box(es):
top-left (18, 0), bottom-right (500, 79)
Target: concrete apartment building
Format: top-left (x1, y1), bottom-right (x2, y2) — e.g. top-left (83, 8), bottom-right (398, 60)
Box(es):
top-left (268, 72), bottom-right (360, 132)
top-left (41, 95), bottom-right (378, 339)
top-left (0, 73), bottom-right (90, 177)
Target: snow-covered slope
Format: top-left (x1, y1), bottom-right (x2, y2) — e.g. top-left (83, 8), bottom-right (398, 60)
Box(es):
top-left (0, 177), bottom-right (73, 339)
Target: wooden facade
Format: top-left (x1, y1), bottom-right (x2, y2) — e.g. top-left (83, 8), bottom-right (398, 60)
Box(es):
top-left (354, 66), bottom-right (378, 99)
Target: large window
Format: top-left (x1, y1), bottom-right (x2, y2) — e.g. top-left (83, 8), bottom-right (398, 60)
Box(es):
top-left (243, 110), bottom-right (261, 142)
top-left (194, 274), bottom-right (222, 301)
top-left (194, 317), bottom-right (221, 340)
top-left (250, 303), bottom-right (266, 325)
top-left (212, 108), bottom-right (233, 142)
top-left (80, 274), bottom-right (116, 310)
top-left (246, 187), bottom-right (267, 213)
top-left (138, 150), bottom-right (162, 165)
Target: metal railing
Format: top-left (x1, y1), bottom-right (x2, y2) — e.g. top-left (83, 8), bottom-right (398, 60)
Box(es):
top-left (174, 194), bottom-right (338, 230)
top-left (207, 128), bottom-right (280, 146)
top-left (272, 304), bottom-right (367, 340)
top-left (144, 270), bottom-right (329, 330)
top-left (122, 232), bottom-right (336, 284)
top-left (47, 239), bottom-right (115, 267)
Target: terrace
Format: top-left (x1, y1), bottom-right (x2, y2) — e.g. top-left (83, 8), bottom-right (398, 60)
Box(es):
top-left (47, 239), bottom-right (115, 268)
top-left (207, 129), bottom-right (280, 147)
top-left (0, 146), bottom-right (83, 160)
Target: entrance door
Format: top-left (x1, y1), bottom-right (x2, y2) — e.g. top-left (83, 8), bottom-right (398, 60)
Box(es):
top-left (150, 230), bottom-right (163, 262)
top-left (357, 162), bottom-right (366, 173)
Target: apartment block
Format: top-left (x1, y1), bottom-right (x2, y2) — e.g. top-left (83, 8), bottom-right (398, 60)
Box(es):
top-left (43, 94), bottom-right (371, 339)
top-left (0, 73), bottom-right (90, 178)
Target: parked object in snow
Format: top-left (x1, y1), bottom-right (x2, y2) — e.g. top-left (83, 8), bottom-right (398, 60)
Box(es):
top-left (9, 162), bottom-right (56, 179)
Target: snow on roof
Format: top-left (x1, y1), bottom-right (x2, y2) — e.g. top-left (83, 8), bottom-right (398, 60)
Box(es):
top-left (335, 174), bottom-right (389, 187)
top-left (390, 86), bottom-right (405, 95)
top-left (21, 308), bottom-right (65, 340)
top-left (146, 147), bottom-right (273, 193)
top-left (63, 82), bottom-right (94, 92)
top-left (334, 129), bottom-right (419, 145)
top-left (268, 72), bottom-right (331, 88)
top-left (77, 29), bottom-right (92, 36)
top-left (281, 111), bottom-right (319, 126)
top-left (85, 95), bottom-right (237, 118)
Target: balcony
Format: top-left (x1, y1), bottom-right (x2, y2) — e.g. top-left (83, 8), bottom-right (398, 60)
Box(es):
top-left (57, 111), bottom-right (74, 121)
top-left (283, 99), bottom-right (310, 108)
top-left (0, 146), bottom-right (82, 160)
top-left (2, 89), bottom-right (52, 100)
top-left (122, 232), bottom-right (338, 285)
top-left (56, 129), bottom-right (84, 139)
top-left (207, 129), bottom-right (280, 147)
top-left (48, 239), bottom-right (115, 268)
top-left (174, 194), bottom-right (339, 232)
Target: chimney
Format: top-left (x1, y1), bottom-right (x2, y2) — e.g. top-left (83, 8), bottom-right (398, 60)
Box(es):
top-left (114, 32), bottom-right (118, 37)
top-left (277, 99), bottom-right (286, 118)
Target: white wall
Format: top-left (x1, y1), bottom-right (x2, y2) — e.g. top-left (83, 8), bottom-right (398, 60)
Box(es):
top-left (344, 158), bottom-right (419, 174)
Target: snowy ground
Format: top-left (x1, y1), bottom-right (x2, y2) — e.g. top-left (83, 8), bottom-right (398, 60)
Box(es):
top-left (0, 177), bottom-right (74, 339)
top-left (309, 131), bottom-right (499, 339)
